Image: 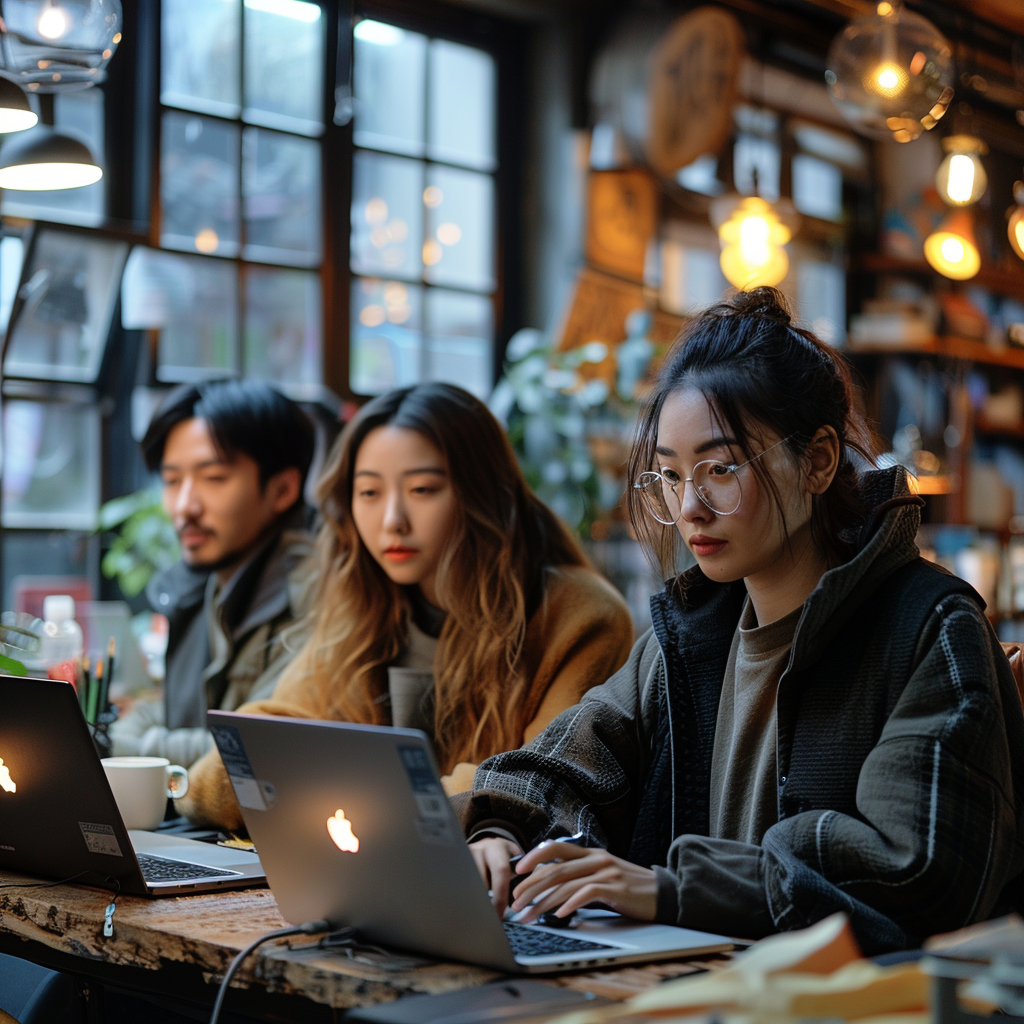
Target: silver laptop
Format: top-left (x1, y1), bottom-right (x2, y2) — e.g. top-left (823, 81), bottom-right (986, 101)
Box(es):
top-left (0, 675), bottom-right (265, 896)
top-left (208, 711), bottom-right (734, 972)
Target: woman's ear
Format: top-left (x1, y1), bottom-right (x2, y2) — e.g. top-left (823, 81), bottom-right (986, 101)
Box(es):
top-left (804, 426), bottom-right (840, 495)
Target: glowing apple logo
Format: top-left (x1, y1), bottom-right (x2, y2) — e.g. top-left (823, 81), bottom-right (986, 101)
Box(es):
top-left (0, 757), bottom-right (15, 794)
top-left (326, 809), bottom-right (359, 853)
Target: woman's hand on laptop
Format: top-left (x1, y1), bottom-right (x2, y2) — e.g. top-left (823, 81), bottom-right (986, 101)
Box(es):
top-left (469, 836), bottom-right (522, 916)
top-left (510, 842), bottom-right (658, 923)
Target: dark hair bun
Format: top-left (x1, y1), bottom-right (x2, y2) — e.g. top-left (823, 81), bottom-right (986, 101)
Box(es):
top-left (730, 286), bottom-right (792, 327)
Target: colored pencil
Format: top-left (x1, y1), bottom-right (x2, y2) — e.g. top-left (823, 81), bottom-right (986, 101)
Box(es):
top-left (99, 637), bottom-right (115, 717)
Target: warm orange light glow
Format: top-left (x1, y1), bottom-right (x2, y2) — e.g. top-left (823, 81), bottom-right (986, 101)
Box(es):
top-left (422, 239), bottom-right (443, 265)
top-left (359, 304), bottom-right (385, 328)
top-left (423, 186), bottom-right (443, 208)
top-left (923, 209), bottom-right (981, 280)
top-left (866, 61), bottom-right (909, 97)
top-left (327, 809), bottom-right (359, 852)
top-left (1007, 203), bottom-right (1024, 262)
top-left (0, 757), bottom-right (16, 794)
top-left (715, 197), bottom-right (792, 289)
top-left (437, 222), bottom-right (461, 245)
top-left (194, 228), bottom-right (219, 253)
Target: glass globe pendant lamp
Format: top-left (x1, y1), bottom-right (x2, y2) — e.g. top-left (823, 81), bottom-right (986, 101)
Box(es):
top-left (825, 1), bottom-right (954, 142)
top-left (935, 134), bottom-right (988, 206)
top-left (1008, 179), bottom-right (1024, 262)
top-left (0, 0), bottom-right (123, 92)
top-left (923, 208), bottom-right (981, 280)
top-left (710, 195), bottom-right (798, 290)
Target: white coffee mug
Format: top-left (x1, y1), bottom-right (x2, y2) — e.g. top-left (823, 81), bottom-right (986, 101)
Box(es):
top-left (101, 756), bottom-right (190, 831)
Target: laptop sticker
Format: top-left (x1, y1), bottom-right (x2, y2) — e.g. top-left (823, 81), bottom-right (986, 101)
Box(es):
top-left (211, 724), bottom-right (267, 811)
top-left (79, 822), bottom-right (123, 857)
top-left (398, 745), bottom-right (457, 846)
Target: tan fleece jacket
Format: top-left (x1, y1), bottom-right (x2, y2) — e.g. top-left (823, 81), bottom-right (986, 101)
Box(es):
top-left (177, 565), bottom-right (634, 830)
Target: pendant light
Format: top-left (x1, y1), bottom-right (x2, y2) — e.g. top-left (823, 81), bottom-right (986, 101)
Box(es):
top-left (0, 123), bottom-right (101, 189)
top-left (825, 2), bottom-right (953, 142)
top-left (0, 76), bottom-right (37, 133)
top-left (0, 0), bottom-right (123, 91)
top-left (923, 208), bottom-right (981, 280)
top-left (710, 196), bottom-right (796, 290)
top-left (935, 134), bottom-right (988, 206)
top-left (1008, 179), bottom-right (1024, 262)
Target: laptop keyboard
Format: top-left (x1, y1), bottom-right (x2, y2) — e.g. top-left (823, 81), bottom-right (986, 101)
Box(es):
top-left (503, 921), bottom-right (613, 957)
top-left (137, 853), bottom-right (241, 883)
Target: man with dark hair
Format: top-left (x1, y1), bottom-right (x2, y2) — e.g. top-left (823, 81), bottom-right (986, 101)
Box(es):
top-left (110, 380), bottom-right (318, 768)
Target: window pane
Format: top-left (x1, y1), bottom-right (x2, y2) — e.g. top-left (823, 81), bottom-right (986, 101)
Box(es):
top-left (797, 261), bottom-right (846, 345)
top-left (350, 277), bottom-right (422, 395)
top-left (0, 236), bottom-right (24, 334)
top-left (2, 401), bottom-right (100, 529)
top-left (428, 40), bottom-right (495, 171)
top-left (733, 133), bottom-right (780, 202)
top-left (244, 266), bottom-right (321, 386)
top-left (161, 0), bottom-right (241, 117)
top-left (243, 0), bottom-right (324, 134)
top-left (120, 249), bottom-right (238, 379)
top-left (353, 20), bottom-right (426, 157)
top-left (425, 289), bottom-right (492, 398)
top-left (350, 152), bottom-right (422, 280)
top-left (161, 112), bottom-right (240, 256)
top-left (423, 166), bottom-right (494, 291)
top-left (2, 92), bottom-right (105, 226)
top-left (793, 154), bottom-right (843, 222)
top-left (242, 128), bottom-right (321, 264)
top-left (5, 232), bottom-right (127, 383)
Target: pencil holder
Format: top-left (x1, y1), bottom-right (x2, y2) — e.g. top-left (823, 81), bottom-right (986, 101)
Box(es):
top-left (90, 705), bottom-right (119, 760)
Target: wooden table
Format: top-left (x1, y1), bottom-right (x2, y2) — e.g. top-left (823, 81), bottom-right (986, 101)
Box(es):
top-left (0, 874), bottom-right (728, 1022)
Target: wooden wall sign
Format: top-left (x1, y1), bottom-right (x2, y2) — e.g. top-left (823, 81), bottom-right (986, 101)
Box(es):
top-left (645, 7), bottom-right (744, 176)
top-left (586, 168), bottom-right (659, 281)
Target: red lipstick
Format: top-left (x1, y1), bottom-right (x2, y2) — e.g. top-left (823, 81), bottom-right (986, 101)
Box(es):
top-left (689, 534), bottom-right (727, 557)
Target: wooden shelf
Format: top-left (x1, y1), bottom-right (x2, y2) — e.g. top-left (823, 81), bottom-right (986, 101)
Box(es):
top-left (975, 416), bottom-right (1024, 439)
top-left (848, 336), bottom-right (1024, 372)
top-left (855, 253), bottom-right (1024, 301)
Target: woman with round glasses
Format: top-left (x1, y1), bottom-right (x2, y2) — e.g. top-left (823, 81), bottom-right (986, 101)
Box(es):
top-left (466, 288), bottom-right (1024, 952)
top-left (179, 382), bottom-right (634, 830)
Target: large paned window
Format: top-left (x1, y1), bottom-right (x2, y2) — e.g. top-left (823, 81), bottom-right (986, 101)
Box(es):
top-left (150, 0), bottom-right (325, 395)
top-left (349, 17), bottom-right (497, 399)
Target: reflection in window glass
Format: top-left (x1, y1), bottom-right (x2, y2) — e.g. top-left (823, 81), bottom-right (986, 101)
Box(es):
top-left (161, 113), bottom-right (240, 256)
top-left (243, 0), bottom-right (324, 133)
top-left (244, 266), bottom-right (321, 385)
top-left (243, 128), bottom-right (321, 263)
top-left (428, 40), bottom-right (495, 171)
top-left (793, 155), bottom-right (843, 222)
top-left (350, 278), bottom-right (423, 395)
top-left (0, 236), bottom-right (24, 334)
top-left (161, 0), bottom-right (240, 116)
top-left (797, 261), bottom-right (846, 345)
top-left (353, 20), bottom-right (426, 157)
top-left (5, 232), bottom-right (127, 382)
top-left (733, 133), bottom-right (780, 202)
top-left (426, 289), bottom-right (492, 398)
top-left (1, 401), bottom-right (100, 529)
top-left (351, 152), bottom-right (423, 280)
top-left (121, 250), bottom-right (239, 380)
top-left (424, 166), bottom-right (495, 291)
top-left (2, 92), bottom-right (105, 226)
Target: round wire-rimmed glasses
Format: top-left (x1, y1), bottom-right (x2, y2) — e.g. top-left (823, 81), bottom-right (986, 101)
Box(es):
top-left (633, 435), bottom-right (794, 523)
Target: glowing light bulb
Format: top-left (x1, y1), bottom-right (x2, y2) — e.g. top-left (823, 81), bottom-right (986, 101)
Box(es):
top-left (867, 61), bottom-right (908, 97)
top-left (935, 137), bottom-right (987, 207)
top-left (738, 214), bottom-right (771, 267)
top-left (940, 236), bottom-right (964, 263)
top-left (1016, 221), bottom-right (1024, 253)
top-left (36, 3), bottom-right (69, 40)
top-left (712, 196), bottom-right (794, 289)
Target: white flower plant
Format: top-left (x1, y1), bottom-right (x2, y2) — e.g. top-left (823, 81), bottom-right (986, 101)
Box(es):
top-left (489, 310), bottom-right (657, 536)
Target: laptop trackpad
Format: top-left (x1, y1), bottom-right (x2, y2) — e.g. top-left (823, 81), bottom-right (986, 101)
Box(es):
top-left (130, 830), bottom-right (261, 870)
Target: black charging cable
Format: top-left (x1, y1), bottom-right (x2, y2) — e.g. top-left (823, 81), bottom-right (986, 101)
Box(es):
top-left (208, 918), bottom-right (333, 1024)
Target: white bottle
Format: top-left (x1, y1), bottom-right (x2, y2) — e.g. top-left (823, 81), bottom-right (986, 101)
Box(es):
top-left (41, 595), bottom-right (84, 684)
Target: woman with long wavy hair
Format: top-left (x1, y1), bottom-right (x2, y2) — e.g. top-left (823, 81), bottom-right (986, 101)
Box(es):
top-left (181, 382), bottom-right (634, 830)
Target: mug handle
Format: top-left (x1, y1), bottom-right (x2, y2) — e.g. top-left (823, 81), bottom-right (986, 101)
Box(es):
top-left (166, 764), bottom-right (189, 800)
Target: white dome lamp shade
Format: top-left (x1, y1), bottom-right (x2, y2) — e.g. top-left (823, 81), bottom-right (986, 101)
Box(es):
top-left (0, 76), bottom-right (37, 132)
top-left (0, 124), bottom-right (100, 189)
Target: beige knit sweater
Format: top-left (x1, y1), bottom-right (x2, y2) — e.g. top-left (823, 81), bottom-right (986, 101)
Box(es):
top-left (177, 565), bottom-right (634, 830)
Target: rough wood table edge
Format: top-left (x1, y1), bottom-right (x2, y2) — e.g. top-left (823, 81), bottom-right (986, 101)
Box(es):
top-left (0, 876), bottom-right (730, 1011)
